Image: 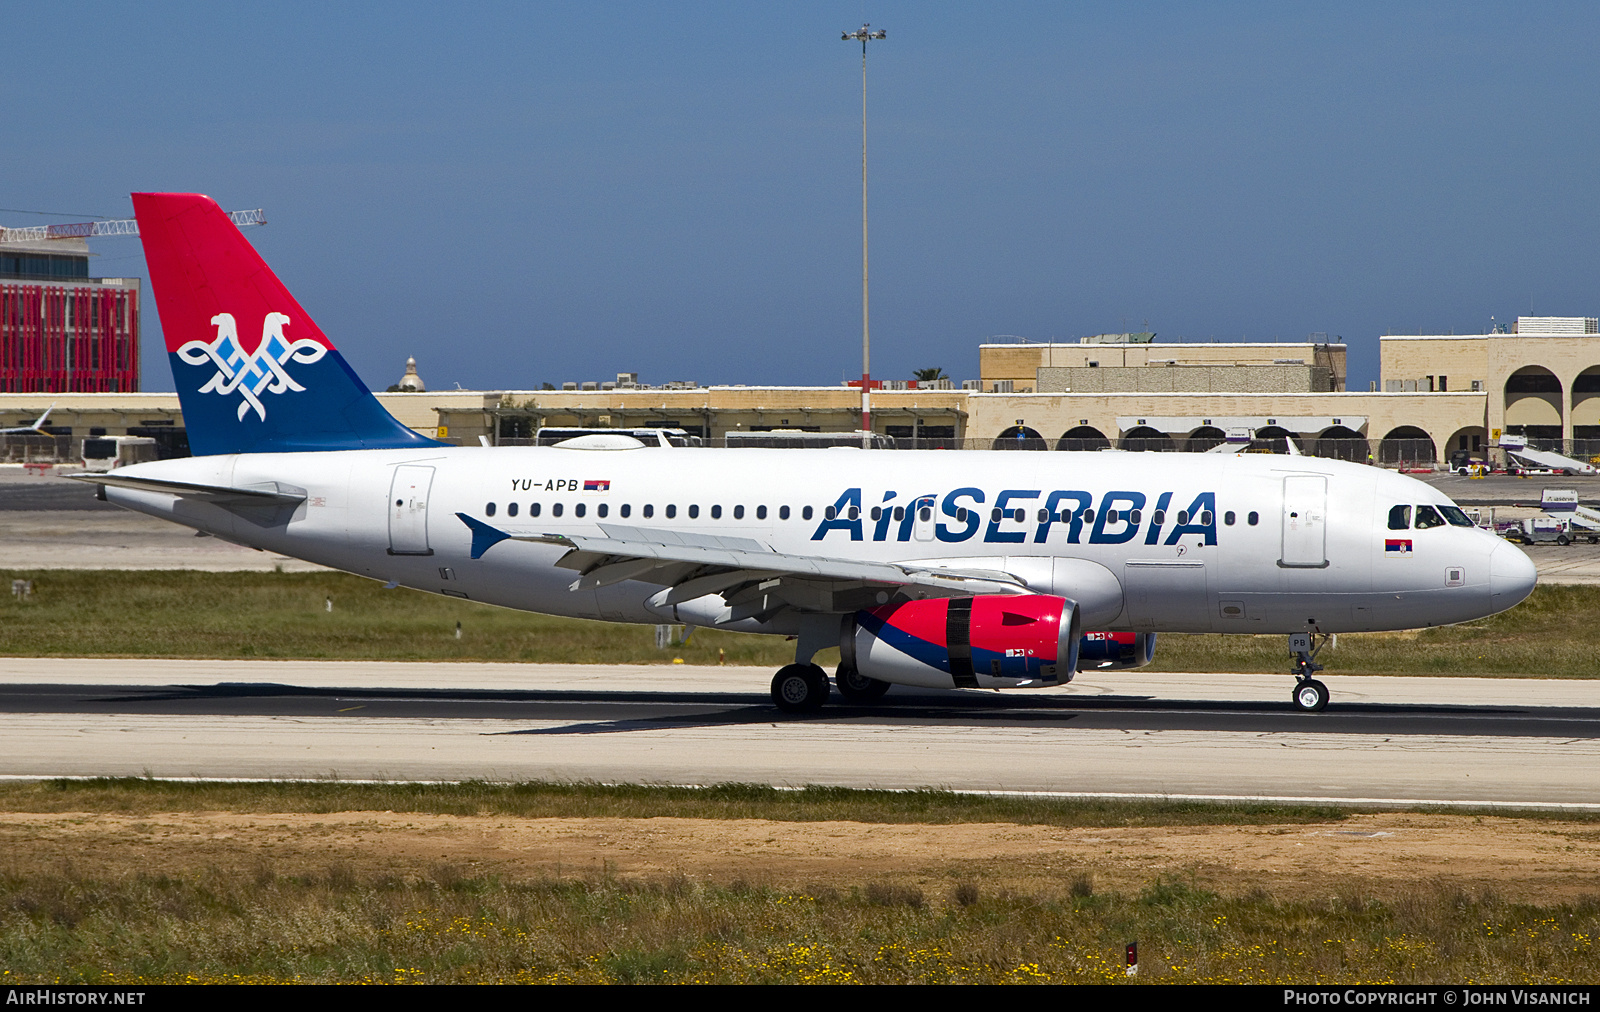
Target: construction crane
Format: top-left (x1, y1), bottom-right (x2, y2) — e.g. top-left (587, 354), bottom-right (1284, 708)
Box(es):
top-left (0, 209), bottom-right (265, 244)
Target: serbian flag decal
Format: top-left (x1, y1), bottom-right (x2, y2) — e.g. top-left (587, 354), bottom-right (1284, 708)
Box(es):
top-left (1385, 539), bottom-right (1413, 555)
top-left (584, 479), bottom-right (611, 492)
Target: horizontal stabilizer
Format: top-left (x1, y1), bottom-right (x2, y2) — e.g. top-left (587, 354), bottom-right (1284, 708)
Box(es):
top-left (65, 473), bottom-right (307, 505)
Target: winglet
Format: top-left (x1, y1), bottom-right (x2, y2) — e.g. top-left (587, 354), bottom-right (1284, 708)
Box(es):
top-left (456, 513), bottom-right (511, 559)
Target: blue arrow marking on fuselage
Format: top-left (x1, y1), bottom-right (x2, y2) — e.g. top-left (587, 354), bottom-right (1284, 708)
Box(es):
top-left (457, 513), bottom-right (512, 559)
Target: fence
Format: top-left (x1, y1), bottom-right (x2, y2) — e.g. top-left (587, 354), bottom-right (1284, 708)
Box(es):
top-left (0, 433), bottom-right (70, 463)
top-left (495, 431), bottom-right (1453, 467)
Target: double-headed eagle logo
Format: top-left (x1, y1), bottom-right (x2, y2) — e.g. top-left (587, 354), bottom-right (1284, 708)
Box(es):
top-left (177, 313), bottom-right (327, 422)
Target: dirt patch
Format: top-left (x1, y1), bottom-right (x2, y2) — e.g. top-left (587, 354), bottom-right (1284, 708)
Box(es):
top-left (4, 810), bottom-right (1598, 901)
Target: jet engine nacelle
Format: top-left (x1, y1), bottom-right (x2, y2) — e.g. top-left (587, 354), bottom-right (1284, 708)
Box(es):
top-left (844, 594), bottom-right (1082, 690)
top-left (1078, 630), bottom-right (1157, 671)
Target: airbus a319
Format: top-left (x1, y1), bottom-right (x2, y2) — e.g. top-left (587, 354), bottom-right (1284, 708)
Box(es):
top-left (73, 193), bottom-right (1538, 713)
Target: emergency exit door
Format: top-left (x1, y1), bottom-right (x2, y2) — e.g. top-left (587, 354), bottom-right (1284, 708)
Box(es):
top-left (388, 465), bottom-right (435, 556)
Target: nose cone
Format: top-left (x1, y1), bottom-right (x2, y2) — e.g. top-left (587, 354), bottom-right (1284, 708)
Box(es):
top-left (1489, 541), bottom-right (1538, 611)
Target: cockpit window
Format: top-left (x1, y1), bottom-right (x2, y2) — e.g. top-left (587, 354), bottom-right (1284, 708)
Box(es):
top-left (1439, 505), bottom-right (1475, 528)
top-left (1413, 505), bottom-right (1446, 529)
top-left (1388, 505), bottom-right (1411, 531)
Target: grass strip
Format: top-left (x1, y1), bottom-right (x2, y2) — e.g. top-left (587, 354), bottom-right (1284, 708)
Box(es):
top-left (3, 570), bottom-right (1599, 676)
top-left (6, 777), bottom-right (1599, 825)
top-left (0, 778), bottom-right (1362, 826)
top-left (0, 867), bottom-right (1594, 984)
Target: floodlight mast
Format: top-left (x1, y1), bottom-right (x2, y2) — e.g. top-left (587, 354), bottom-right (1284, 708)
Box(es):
top-left (842, 24), bottom-right (885, 447)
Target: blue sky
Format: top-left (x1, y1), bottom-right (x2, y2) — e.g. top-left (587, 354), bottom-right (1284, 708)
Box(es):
top-left (6, 2), bottom-right (1599, 392)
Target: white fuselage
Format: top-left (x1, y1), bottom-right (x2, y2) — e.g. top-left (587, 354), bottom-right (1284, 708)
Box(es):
top-left (102, 446), bottom-right (1536, 636)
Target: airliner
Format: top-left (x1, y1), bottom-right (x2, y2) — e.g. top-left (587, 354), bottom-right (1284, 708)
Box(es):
top-left (72, 193), bottom-right (1538, 714)
top-left (1, 404), bottom-right (53, 435)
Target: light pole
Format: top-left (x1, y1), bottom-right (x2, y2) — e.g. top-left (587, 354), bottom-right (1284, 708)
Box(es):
top-left (842, 24), bottom-right (885, 447)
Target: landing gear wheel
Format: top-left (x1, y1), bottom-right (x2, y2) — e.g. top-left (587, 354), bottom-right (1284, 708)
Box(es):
top-left (771, 663), bottom-right (829, 713)
top-left (1292, 678), bottom-right (1330, 712)
top-left (835, 664), bottom-right (890, 702)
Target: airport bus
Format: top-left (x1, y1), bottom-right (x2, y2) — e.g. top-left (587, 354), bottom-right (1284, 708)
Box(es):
top-left (80, 435), bottom-right (159, 472)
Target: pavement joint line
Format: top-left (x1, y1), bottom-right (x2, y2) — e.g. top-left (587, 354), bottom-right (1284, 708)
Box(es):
top-left (0, 776), bottom-right (1595, 811)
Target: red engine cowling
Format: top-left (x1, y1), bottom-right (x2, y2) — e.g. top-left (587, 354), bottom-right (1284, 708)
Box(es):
top-left (846, 594), bottom-right (1082, 690)
top-left (1077, 631), bottom-right (1157, 670)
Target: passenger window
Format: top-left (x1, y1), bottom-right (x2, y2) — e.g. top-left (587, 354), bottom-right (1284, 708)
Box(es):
top-left (1414, 505), bottom-right (1445, 529)
top-left (848, 506), bottom-right (859, 520)
top-left (1081, 508), bottom-right (1094, 523)
top-left (1388, 505), bottom-right (1411, 530)
top-left (1224, 511), bottom-right (1235, 526)
top-left (1247, 511), bottom-right (1259, 526)
top-left (1177, 511), bottom-right (1189, 525)
top-left (643, 504), bottom-right (654, 518)
top-left (665, 505), bottom-right (676, 519)
top-left (619, 504), bottom-right (629, 518)
top-left (803, 506), bottom-right (813, 521)
top-left (1154, 509), bottom-right (1166, 525)
top-left (956, 508), bottom-right (969, 522)
top-left (1201, 511), bottom-right (1213, 526)
top-left (734, 505), bottom-right (745, 520)
top-left (1107, 509), bottom-right (1120, 523)
top-left (710, 505), bottom-right (721, 519)
top-left (486, 502), bottom-right (497, 517)
top-left (991, 508), bottom-right (1002, 523)
top-left (920, 507), bottom-right (932, 521)
top-left (575, 503), bottom-right (586, 518)
top-left (597, 504), bottom-right (608, 518)
top-left (689, 505), bottom-right (699, 519)
top-left (871, 507), bottom-right (882, 521)
top-left (1012, 508), bottom-right (1025, 522)
top-left (530, 503), bottom-right (541, 517)
top-left (780, 505), bottom-right (791, 520)
top-left (507, 502), bottom-right (519, 517)
top-left (552, 503), bottom-right (563, 517)
top-left (826, 506), bottom-right (837, 520)
top-left (1130, 509), bottom-right (1142, 526)
top-left (1037, 508), bottom-right (1049, 523)
top-left (756, 505), bottom-right (767, 520)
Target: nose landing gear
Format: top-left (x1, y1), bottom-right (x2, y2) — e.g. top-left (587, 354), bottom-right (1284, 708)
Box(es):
top-left (1290, 632), bottom-right (1332, 712)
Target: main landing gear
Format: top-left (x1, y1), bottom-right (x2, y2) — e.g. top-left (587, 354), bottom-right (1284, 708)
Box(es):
top-left (834, 663), bottom-right (890, 702)
top-left (770, 663), bottom-right (893, 712)
top-left (771, 663), bottom-right (830, 713)
top-left (1290, 632), bottom-right (1332, 712)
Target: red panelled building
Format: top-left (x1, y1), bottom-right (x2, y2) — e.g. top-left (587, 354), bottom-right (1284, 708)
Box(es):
top-left (0, 238), bottom-right (139, 393)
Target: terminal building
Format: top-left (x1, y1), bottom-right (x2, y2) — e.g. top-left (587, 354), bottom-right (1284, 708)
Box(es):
top-left (0, 235), bottom-right (140, 394)
top-left (3, 318), bottom-right (1598, 468)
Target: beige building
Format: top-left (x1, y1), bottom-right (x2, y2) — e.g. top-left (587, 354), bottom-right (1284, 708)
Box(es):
top-left (1379, 316), bottom-right (1600, 449)
top-left (980, 336), bottom-right (1347, 393)
top-left (4, 317), bottom-right (1599, 467)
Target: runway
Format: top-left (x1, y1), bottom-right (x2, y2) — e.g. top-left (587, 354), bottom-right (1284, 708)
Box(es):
top-left (1, 659), bottom-right (1596, 808)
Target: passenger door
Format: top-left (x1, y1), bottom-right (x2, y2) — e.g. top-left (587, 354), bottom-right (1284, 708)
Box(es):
top-left (388, 465), bottom-right (435, 556)
top-left (1280, 475), bottom-right (1328, 568)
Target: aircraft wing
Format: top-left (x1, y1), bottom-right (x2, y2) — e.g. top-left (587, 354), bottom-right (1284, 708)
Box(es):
top-left (0, 404), bottom-right (52, 435)
top-left (456, 513), bottom-right (1026, 616)
top-left (65, 473), bottom-right (308, 505)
